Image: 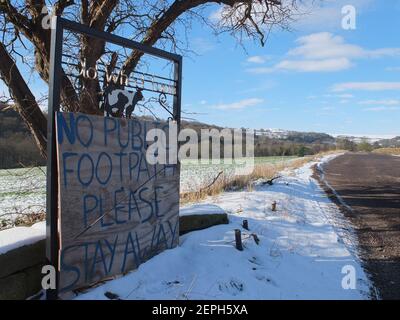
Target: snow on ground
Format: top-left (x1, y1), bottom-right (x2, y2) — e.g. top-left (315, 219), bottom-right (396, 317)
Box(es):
top-left (76, 154), bottom-right (372, 300)
top-left (180, 204), bottom-right (226, 217)
top-left (0, 221), bottom-right (45, 255)
top-left (0, 167), bottom-right (46, 226)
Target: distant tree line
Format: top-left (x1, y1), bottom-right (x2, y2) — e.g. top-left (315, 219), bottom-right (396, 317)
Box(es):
top-left (335, 137), bottom-right (392, 153)
top-left (0, 105), bottom-right (46, 169)
top-left (178, 122), bottom-right (339, 158)
top-left (253, 135), bottom-right (335, 157)
top-left (1, 106), bottom-right (396, 169)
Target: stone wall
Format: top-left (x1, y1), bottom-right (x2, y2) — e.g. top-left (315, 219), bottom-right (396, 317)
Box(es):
top-left (0, 239), bottom-right (45, 300)
top-left (0, 206), bottom-right (228, 300)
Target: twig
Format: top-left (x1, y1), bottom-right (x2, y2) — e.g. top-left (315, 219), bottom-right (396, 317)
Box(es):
top-left (199, 171), bottom-right (223, 192)
top-left (262, 175), bottom-right (282, 186)
top-left (182, 275), bottom-right (197, 300)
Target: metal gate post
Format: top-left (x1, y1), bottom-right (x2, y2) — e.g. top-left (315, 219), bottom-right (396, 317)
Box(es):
top-left (46, 16), bottom-right (63, 300)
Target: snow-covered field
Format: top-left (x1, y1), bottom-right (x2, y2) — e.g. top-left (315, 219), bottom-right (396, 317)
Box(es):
top-left (0, 157), bottom-right (298, 227)
top-left (75, 155), bottom-right (372, 300)
top-left (0, 166), bottom-right (46, 227)
top-left (180, 156), bottom-right (298, 192)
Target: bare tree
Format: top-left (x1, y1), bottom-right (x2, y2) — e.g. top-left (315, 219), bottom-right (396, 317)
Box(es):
top-left (0, 0), bottom-right (300, 158)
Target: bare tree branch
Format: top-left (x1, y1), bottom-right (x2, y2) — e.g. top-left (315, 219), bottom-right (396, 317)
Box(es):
top-left (121, 0), bottom-right (287, 75)
top-left (0, 0), bottom-right (300, 158)
top-left (0, 0), bottom-right (34, 39)
top-left (54, 0), bottom-right (75, 16)
top-left (0, 42), bottom-right (47, 158)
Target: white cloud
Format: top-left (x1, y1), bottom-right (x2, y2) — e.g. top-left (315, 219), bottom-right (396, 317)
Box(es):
top-left (247, 58), bottom-right (352, 73)
top-left (322, 106), bottom-right (335, 111)
top-left (212, 98), bottom-right (264, 110)
top-left (368, 48), bottom-right (400, 58)
top-left (323, 93), bottom-right (354, 99)
top-left (288, 32), bottom-right (400, 60)
top-left (277, 58), bottom-right (352, 72)
top-left (364, 106), bottom-right (400, 112)
top-left (359, 99), bottom-right (400, 106)
top-left (323, 93), bottom-right (354, 100)
top-left (246, 32), bottom-right (400, 74)
top-left (246, 67), bottom-right (274, 74)
top-left (239, 80), bottom-right (276, 93)
top-left (332, 82), bottom-right (400, 92)
top-left (386, 67), bottom-right (400, 72)
top-left (288, 33), bottom-right (363, 59)
top-left (291, 0), bottom-right (374, 31)
top-left (247, 56), bottom-right (268, 64)
top-left (191, 37), bottom-right (215, 54)
top-left (337, 94), bottom-right (354, 99)
top-left (209, 6), bottom-right (224, 23)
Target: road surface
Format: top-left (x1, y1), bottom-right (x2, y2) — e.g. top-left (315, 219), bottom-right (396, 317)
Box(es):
top-left (318, 152), bottom-right (400, 300)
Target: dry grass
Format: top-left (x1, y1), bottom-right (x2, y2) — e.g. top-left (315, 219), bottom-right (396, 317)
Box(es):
top-left (180, 150), bottom-right (347, 204)
top-left (0, 210), bottom-right (46, 231)
top-left (180, 162), bottom-right (288, 204)
top-left (14, 211), bottom-right (46, 227)
top-left (373, 148), bottom-right (400, 156)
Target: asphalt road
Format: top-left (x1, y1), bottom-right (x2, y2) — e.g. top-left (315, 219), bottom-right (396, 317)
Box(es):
top-left (319, 152), bottom-right (400, 299)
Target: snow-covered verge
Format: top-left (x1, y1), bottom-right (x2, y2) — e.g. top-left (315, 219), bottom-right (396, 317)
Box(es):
top-left (76, 154), bottom-right (372, 300)
top-left (179, 204), bottom-right (226, 217)
top-left (0, 221), bottom-right (45, 255)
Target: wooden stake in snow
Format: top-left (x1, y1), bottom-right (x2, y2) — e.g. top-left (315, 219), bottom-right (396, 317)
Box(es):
top-left (235, 229), bottom-right (243, 251)
top-left (242, 219), bottom-right (249, 230)
top-left (252, 233), bottom-right (260, 245)
top-left (272, 201), bottom-right (277, 211)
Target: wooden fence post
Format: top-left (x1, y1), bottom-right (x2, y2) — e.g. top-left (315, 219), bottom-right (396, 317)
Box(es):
top-left (235, 229), bottom-right (243, 251)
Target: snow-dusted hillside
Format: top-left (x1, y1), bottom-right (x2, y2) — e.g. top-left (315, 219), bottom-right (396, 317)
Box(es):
top-left (332, 134), bottom-right (400, 145)
top-left (255, 128), bottom-right (290, 139)
top-left (255, 128), bottom-right (335, 144)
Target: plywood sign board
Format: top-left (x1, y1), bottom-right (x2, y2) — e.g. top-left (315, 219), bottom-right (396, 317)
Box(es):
top-left (55, 112), bottom-right (179, 294)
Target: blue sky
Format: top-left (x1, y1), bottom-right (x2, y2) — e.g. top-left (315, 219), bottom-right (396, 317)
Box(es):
top-left (1, 0), bottom-right (399, 137)
top-left (181, 0), bottom-right (400, 137)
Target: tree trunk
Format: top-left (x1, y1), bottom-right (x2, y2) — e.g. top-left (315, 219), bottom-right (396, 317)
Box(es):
top-left (0, 43), bottom-right (48, 158)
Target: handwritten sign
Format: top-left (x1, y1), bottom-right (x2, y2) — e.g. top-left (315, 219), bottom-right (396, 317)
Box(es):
top-left (55, 112), bottom-right (179, 294)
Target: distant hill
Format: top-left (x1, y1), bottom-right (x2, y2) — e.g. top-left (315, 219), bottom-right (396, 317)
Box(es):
top-left (0, 107), bottom-right (341, 169)
top-left (283, 131), bottom-right (335, 144)
top-left (0, 104), bottom-right (33, 138)
top-left (255, 128), bottom-right (335, 144)
top-left (377, 136), bottom-right (400, 148)
top-left (333, 134), bottom-right (400, 147)
top-left (256, 129), bottom-right (335, 144)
